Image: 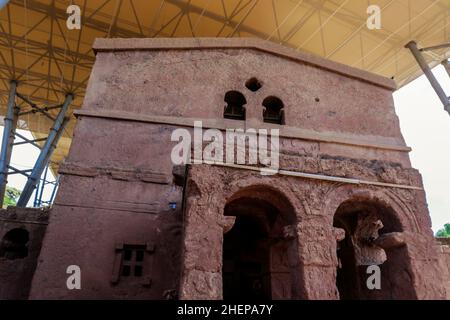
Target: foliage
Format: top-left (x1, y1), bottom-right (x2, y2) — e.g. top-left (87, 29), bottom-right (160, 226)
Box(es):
top-left (436, 223), bottom-right (450, 238)
top-left (2, 186), bottom-right (21, 208)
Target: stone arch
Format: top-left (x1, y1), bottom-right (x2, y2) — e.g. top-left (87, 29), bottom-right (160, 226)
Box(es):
top-left (224, 176), bottom-right (303, 219)
top-left (0, 228), bottom-right (30, 260)
top-left (226, 183), bottom-right (297, 222)
top-left (323, 184), bottom-right (419, 233)
top-left (325, 185), bottom-right (418, 299)
top-left (222, 183), bottom-right (303, 299)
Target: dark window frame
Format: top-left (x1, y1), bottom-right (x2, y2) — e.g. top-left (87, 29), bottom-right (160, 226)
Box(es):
top-left (224, 91), bottom-right (247, 121)
top-left (262, 96), bottom-right (285, 125)
top-left (111, 242), bottom-right (154, 286)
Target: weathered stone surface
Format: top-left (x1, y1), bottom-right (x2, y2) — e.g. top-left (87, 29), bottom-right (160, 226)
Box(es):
top-left (0, 207), bottom-right (49, 299)
top-left (374, 232), bottom-right (405, 249)
top-left (437, 242), bottom-right (450, 299)
top-left (11, 38), bottom-right (446, 300)
top-left (351, 214), bottom-right (387, 266)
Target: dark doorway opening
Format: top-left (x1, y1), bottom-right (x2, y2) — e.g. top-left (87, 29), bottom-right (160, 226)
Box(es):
top-left (333, 200), bottom-right (417, 300)
top-left (222, 189), bottom-right (300, 300)
top-left (334, 213), bottom-right (362, 300)
top-left (223, 211), bottom-right (272, 300)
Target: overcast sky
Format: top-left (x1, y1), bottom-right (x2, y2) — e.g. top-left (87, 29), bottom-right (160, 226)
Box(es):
top-left (0, 129), bottom-right (56, 206)
top-left (0, 65), bottom-right (449, 232)
top-left (393, 64), bottom-right (450, 233)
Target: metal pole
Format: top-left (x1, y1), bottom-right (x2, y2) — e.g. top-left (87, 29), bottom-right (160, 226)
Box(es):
top-left (48, 176), bottom-right (59, 205)
top-left (33, 177), bottom-right (40, 207)
top-left (36, 165), bottom-right (49, 207)
top-left (421, 43), bottom-right (450, 52)
top-left (405, 41), bottom-right (450, 114)
top-left (0, 80), bottom-right (18, 207)
top-left (17, 94), bottom-right (72, 207)
top-left (442, 59), bottom-right (450, 78)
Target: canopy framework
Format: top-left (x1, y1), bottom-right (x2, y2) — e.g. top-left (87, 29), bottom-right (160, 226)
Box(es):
top-left (0, 79), bottom-right (71, 207)
top-left (0, 0), bottom-right (449, 202)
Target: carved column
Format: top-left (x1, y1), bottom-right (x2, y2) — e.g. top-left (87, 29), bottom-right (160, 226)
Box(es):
top-left (178, 189), bottom-right (225, 299)
top-left (296, 220), bottom-right (340, 300)
top-left (177, 163), bottom-right (233, 300)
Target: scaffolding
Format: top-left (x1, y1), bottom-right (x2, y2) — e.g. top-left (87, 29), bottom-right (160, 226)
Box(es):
top-left (0, 80), bottom-right (72, 207)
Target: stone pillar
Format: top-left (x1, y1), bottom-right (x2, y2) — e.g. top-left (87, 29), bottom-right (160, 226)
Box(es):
top-left (296, 220), bottom-right (340, 300)
top-left (401, 232), bottom-right (447, 299)
top-left (178, 184), bottom-right (225, 299)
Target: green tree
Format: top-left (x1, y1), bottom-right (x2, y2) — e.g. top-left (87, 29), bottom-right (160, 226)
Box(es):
top-left (436, 223), bottom-right (450, 238)
top-left (2, 186), bottom-right (21, 208)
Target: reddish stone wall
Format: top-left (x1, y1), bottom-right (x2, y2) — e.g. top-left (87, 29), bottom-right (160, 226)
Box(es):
top-left (29, 120), bottom-right (184, 299)
top-left (28, 38), bottom-right (446, 300)
top-left (179, 164), bottom-right (445, 299)
top-left (86, 38), bottom-right (402, 144)
top-left (0, 207), bottom-right (49, 299)
top-left (437, 239), bottom-right (450, 299)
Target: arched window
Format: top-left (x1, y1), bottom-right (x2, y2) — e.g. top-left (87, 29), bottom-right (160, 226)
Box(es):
top-left (262, 96), bottom-right (284, 125)
top-left (224, 91), bottom-right (246, 120)
top-left (0, 228), bottom-right (29, 260)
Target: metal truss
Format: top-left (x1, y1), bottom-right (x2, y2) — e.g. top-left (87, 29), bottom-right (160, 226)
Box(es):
top-left (0, 0), bottom-right (448, 189)
top-left (33, 165), bottom-right (59, 207)
top-left (0, 80), bottom-right (72, 207)
top-left (406, 41), bottom-right (450, 115)
top-left (1, 0), bottom-right (447, 115)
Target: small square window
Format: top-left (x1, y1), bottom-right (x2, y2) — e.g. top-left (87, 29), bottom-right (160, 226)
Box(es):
top-left (112, 243), bottom-right (155, 285)
top-left (119, 245), bottom-right (146, 279)
top-left (136, 250), bottom-right (144, 262)
top-left (124, 249), bottom-right (132, 261)
top-left (122, 265), bottom-right (131, 277)
top-left (134, 265), bottom-right (143, 277)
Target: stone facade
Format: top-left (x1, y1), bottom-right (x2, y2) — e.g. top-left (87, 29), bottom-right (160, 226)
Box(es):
top-left (437, 238), bottom-right (450, 299)
top-left (1, 38), bottom-right (447, 299)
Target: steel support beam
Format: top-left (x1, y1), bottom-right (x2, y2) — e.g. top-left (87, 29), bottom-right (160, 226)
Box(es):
top-left (0, 80), bottom-right (18, 207)
top-left (405, 41), bottom-right (450, 114)
top-left (34, 164), bottom-right (48, 207)
top-left (12, 133), bottom-right (46, 148)
top-left (17, 94), bottom-right (72, 207)
top-left (442, 59), bottom-right (450, 78)
top-left (421, 43), bottom-right (450, 52)
top-left (48, 176), bottom-right (59, 204)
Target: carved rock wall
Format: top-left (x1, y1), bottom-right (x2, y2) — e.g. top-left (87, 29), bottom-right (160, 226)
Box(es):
top-left (27, 38), bottom-right (446, 300)
top-left (29, 118), bottom-right (184, 300)
top-left (0, 207), bottom-right (49, 299)
top-left (436, 239), bottom-right (450, 299)
top-left (179, 164), bottom-right (446, 300)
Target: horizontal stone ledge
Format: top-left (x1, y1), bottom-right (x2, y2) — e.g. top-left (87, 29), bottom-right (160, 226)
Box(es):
top-left (74, 109), bottom-right (411, 153)
top-left (58, 163), bottom-right (171, 184)
top-left (0, 218), bottom-right (48, 225)
top-left (52, 202), bottom-right (164, 215)
top-left (201, 161), bottom-right (423, 191)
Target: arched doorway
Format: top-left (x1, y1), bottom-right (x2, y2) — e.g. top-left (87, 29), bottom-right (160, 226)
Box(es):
top-left (222, 186), bottom-right (300, 300)
top-left (333, 199), bottom-right (416, 299)
top-left (0, 228), bottom-right (29, 260)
